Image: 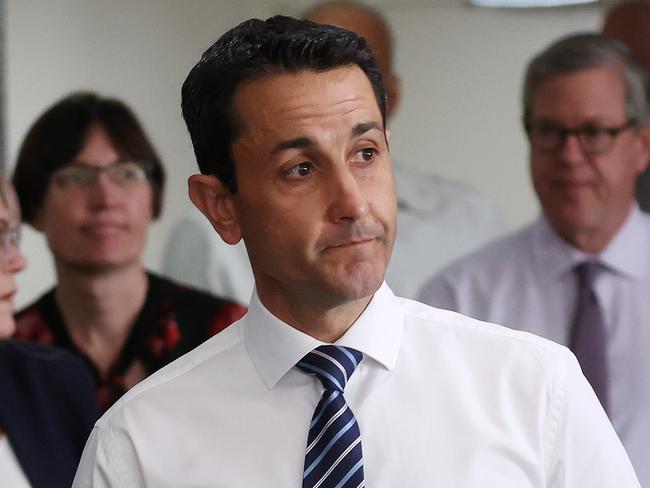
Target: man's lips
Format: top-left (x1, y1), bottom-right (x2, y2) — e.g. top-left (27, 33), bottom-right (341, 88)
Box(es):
top-left (331, 237), bottom-right (375, 247)
top-left (320, 221), bottom-right (385, 252)
top-left (324, 236), bottom-right (379, 251)
top-left (548, 177), bottom-right (594, 189)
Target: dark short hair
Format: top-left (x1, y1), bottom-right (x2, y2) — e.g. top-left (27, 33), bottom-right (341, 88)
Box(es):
top-left (523, 33), bottom-right (650, 125)
top-left (13, 92), bottom-right (165, 223)
top-left (181, 15), bottom-right (386, 193)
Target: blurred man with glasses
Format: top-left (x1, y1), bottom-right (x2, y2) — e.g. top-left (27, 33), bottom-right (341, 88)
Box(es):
top-left (420, 33), bottom-right (650, 486)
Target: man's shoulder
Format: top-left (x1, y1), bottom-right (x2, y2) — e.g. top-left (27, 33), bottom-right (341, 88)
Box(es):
top-left (399, 297), bottom-right (572, 372)
top-left (95, 321), bottom-right (245, 426)
top-left (637, 206), bottom-right (650, 228)
top-left (417, 223), bottom-right (538, 308)
top-left (430, 222), bottom-right (536, 283)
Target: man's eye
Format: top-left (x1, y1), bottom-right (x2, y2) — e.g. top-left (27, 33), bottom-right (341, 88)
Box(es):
top-left (285, 162), bottom-right (313, 179)
top-left (580, 126), bottom-right (607, 139)
top-left (352, 148), bottom-right (376, 163)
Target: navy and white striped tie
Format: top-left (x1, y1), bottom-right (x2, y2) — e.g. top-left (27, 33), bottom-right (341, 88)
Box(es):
top-left (297, 345), bottom-right (365, 488)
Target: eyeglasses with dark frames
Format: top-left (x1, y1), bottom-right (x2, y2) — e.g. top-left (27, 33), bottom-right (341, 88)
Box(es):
top-left (51, 160), bottom-right (152, 190)
top-left (524, 119), bottom-right (637, 155)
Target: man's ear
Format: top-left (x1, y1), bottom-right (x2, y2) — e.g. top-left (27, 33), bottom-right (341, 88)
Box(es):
top-left (188, 174), bottom-right (242, 245)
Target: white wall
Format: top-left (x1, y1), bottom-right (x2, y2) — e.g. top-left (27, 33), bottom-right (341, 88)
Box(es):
top-left (6, 0), bottom-right (601, 308)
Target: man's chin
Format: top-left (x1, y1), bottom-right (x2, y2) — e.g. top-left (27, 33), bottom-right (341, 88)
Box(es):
top-left (327, 265), bottom-right (385, 303)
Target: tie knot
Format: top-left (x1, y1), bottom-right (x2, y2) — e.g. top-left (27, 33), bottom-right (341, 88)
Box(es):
top-left (576, 261), bottom-right (600, 286)
top-left (297, 345), bottom-right (363, 392)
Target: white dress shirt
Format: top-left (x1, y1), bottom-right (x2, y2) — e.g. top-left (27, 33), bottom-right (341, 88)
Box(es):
top-left (419, 206), bottom-right (650, 487)
top-left (161, 163), bottom-right (504, 303)
top-left (73, 283), bottom-right (637, 487)
top-left (0, 436), bottom-right (31, 488)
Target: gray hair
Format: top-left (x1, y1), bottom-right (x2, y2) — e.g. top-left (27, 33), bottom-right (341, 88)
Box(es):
top-left (523, 33), bottom-right (650, 125)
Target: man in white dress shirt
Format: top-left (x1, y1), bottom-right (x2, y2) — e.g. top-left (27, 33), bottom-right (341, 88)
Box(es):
top-left (161, 1), bottom-right (503, 303)
top-left (420, 33), bottom-right (650, 486)
top-left (73, 19), bottom-right (638, 487)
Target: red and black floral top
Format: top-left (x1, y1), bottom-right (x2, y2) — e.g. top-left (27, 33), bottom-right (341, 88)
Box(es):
top-left (13, 273), bottom-right (246, 412)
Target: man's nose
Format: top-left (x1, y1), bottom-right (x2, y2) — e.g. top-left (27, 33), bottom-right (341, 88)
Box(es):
top-left (558, 133), bottom-right (588, 164)
top-left (326, 168), bottom-right (369, 223)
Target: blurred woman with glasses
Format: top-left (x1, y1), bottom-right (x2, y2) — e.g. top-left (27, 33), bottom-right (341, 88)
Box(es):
top-left (0, 176), bottom-right (97, 488)
top-left (12, 92), bottom-right (246, 412)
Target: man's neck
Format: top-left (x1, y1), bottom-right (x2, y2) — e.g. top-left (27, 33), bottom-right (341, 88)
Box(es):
top-left (256, 285), bottom-right (374, 343)
top-left (554, 204), bottom-right (634, 255)
top-left (54, 262), bottom-right (148, 375)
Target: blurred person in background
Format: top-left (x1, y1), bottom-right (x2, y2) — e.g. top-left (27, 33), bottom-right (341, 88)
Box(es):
top-left (602, 0), bottom-right (650, 212)
top-left (420, 33), bottom-right (650, 485)
top-left (12, 92), bottom-right (245, 412)
top-left (0, 176), bottom-right (97, 488)
top-left (162, 0), bottom-right (504, 302)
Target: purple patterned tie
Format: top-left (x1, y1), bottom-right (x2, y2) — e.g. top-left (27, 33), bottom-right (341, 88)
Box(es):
top-left (570, 261), bottom-right (609, 412)
top-left (297, 345), bottom-right (365, 488)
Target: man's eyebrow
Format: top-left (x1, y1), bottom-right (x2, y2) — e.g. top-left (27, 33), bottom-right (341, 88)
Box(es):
top-left (269, 122), bottom-right (383, 156)
top-left (351, 121), bottom-right (382, 137)
top-left (270, 137), bottom-right (314, 156)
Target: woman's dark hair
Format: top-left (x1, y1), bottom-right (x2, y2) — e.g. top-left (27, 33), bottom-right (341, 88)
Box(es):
top-left (181, 15), bottom-right (386, 193)
top-left (13, 91), bottom-right (165, 223)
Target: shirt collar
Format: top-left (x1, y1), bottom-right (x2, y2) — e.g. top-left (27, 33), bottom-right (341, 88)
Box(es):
top-left (532, 216), bottom-right (584, 281)
top-left (242, 282), bottom-right (403, 389)
top-left (533, 206), bottom-right (650, 281)
top-left (599, 206), bottom-right (650, 280)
